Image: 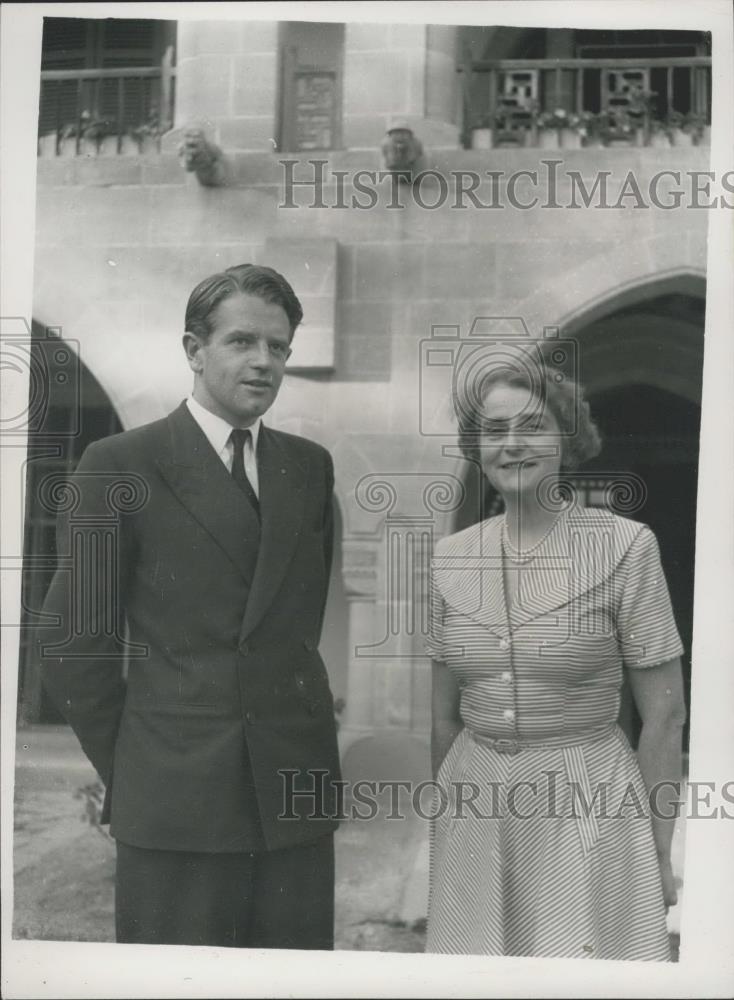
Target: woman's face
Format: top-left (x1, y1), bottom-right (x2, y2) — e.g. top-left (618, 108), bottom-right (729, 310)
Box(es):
top-left (478, 382), bottom-right (563, 501)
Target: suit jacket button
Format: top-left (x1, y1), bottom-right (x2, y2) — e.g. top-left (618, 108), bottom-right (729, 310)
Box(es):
top-left (303, 638), bottom-right (316, 651)
top-left (245, 710), bottom-right (256, 724)
top-left (307, 704), bottom-right (318, 717)
top-left (239, 642), bottom-right (250, 656)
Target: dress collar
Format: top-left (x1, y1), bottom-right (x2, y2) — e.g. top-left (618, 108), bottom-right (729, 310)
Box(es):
top-left (432, 507), bottom-right (645, 637)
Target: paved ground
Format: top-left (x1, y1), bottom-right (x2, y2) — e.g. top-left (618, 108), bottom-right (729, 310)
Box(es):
top-left (12, 726), bottom-right (683, 957)
top-left (12, 726), bottom-right (427, 952)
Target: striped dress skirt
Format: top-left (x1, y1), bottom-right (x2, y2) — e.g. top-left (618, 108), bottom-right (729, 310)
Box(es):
top-left (426, 723), bottom-right (671, 960)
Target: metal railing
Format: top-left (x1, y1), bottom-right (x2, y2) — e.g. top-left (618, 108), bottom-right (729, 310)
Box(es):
top-left (459, 55), bottom-right (712, 148)
top-left (38, 47), bottom-right (176, 156)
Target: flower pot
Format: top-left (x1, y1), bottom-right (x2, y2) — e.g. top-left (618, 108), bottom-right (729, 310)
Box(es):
top-left (136, 135), bottom-right (159, 155)
top-left (538, 129), bottom-right (560, 150)
top-left (37, 133), bottom-right (58, 158)
top-left (560, 128), bottom-right (582, 150)
top-left (81, 138), bottom-right (101, 157)
top-left (650, 132), bottom-right (671, 149)
top-left (97, 135), bottom-right (121, 156)
top-left (670, 128), bottom-right (693, 147)
top-left (471, 127), bottom-right (492, 150)
top-left (58, 138), bottom-right (79, 158)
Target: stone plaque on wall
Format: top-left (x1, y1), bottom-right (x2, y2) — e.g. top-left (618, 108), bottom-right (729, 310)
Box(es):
top-left (294, 71), bottom-right (337, 150)
top-left (263, 237), bottom-right (338, 370)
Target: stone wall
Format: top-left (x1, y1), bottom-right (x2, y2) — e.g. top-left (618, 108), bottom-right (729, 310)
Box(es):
top-left (34, 145), bottom-right (709, 420)
top-left (32, 142), bottom-right (710, 746)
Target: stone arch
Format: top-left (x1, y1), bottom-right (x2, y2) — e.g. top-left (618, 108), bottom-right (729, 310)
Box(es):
top-left (28, 316), bottom-right (187, 432)
top-left (512, 253), bottom-right (706, 404)
top-left (560, 269), bottom-right (706, 336)
top-left (565, 269), bottom-right (705, 405)
top-left (19, 321), bottom-right (125, 722)
top-left (32, 248), bottom-right (206, 431)
top-left (510, 233), bottom-right (705, 341)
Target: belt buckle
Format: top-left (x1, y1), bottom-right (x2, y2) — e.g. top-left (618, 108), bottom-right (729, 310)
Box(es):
top-left (493, 737), bottom-right (520, 754)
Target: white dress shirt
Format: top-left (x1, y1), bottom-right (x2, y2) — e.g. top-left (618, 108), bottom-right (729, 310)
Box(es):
top-left (186, 396), bottom-right (260, 498)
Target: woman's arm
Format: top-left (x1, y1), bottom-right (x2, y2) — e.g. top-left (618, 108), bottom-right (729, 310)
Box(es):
top-left (627, 656), bottom-right (687, 908)
top-left (431, 660), bottom-right (463, 780)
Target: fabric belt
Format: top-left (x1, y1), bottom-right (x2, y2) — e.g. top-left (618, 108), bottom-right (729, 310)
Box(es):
top-left (466, 723), bottom-right (615, 755)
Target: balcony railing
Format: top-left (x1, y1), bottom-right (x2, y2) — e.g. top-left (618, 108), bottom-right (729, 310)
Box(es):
top-left (38, 47), bottom-right (176, 156)
top-left (459, 55), bottom-right (712, 150)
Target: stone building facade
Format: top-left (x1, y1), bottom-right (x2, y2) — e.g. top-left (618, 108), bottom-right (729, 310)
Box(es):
top-left (24, 19), bottom-right (711, 778)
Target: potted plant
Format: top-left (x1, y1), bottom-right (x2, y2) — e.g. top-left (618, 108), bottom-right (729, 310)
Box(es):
top-left (681, 111), bottom-right (708, 146)
top-left (593, 109), bottom-right (632, 147)
top-left (56, 122), bottom-right (80, 158)
top-left (697, 115), bottom-right (712, 146)
top-left (560, 112), bottom-right (585, 149)
top-left (666, 110), bottom-right (689, 147)
top-left (648, 115), bottom-right (671, 149)
top-left (72, 110), bottom-right (115, 155)
top-left (626, 85), bottom-right (657, 146)
top-left (47, 111), bottom-right (111, 157)
top-left (576, 111), bottom-right (602, 148)
top-left (128, 104), bottom-right (163, 155)
top-left (487, 101), bottom-right (534, 149)
top-left (534, 107), bottom-right (570, 149)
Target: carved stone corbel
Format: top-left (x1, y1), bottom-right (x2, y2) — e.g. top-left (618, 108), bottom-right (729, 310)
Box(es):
top-left (178, 125), bottom-right (227, 187)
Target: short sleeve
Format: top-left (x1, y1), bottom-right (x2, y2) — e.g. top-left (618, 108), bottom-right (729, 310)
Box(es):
top-left (617, 527), bottom-right (684, 669)
top-left (424, 559), bottom-right (446, 661)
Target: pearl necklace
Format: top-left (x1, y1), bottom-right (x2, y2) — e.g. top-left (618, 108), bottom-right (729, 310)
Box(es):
top-left (501, 512), bottom-right (564, 563)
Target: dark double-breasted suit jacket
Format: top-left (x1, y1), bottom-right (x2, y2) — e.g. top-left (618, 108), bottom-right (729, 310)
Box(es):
top-left (38, 401), bottom-right (341, 853)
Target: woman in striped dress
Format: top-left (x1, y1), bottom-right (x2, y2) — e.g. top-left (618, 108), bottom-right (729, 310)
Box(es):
top-left (426, 359), bottom-right (687, 960)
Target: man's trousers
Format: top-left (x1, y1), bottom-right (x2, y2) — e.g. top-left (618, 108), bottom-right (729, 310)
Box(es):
top-left (115, 834), bottom-right (334, 949)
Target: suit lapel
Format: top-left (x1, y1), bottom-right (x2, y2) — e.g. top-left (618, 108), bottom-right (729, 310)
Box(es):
top-left (239, 426), bottom-right (307, 641)
top-left (156, 402), bottom-right (261, 583)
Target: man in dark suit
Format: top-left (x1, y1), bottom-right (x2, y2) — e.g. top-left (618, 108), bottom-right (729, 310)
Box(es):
top-left (38, 263), bottom-right (341, 949)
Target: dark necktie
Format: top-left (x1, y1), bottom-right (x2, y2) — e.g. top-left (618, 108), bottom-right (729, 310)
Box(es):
top-left (229, 428), bottom-right (260, 517)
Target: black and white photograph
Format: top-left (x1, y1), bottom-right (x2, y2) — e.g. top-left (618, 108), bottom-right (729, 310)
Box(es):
top-left (2, 2), bottom-right (733, 997)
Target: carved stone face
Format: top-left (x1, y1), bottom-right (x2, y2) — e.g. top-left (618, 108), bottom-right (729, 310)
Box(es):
top-left (181, 127), bottom-right (207, 164)
top-left (183, 126), bottom-right (205, 145)
top-left (388, 128), bottom-right (413, 149)
top-left (383, 128), bottom-right (418, 169)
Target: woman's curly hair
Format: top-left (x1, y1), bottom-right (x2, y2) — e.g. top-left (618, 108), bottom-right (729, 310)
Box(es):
top-left (456, 357), bottom-right (602, 470)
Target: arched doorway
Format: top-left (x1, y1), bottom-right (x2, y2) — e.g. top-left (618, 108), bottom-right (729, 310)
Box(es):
top-left (574, 290), bottom-right (704, 749)
top-left (18, 323), bottom-right (124, 724)
top-left (584, 383), bottom-right (698, 748)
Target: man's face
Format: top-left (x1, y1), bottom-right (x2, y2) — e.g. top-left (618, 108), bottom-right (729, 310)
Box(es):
top-left (185, 292), bottom-right (292, 426)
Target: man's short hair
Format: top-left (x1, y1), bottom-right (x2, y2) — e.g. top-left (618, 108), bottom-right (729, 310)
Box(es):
top-left (185, 263), bottom-right (303, 341)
